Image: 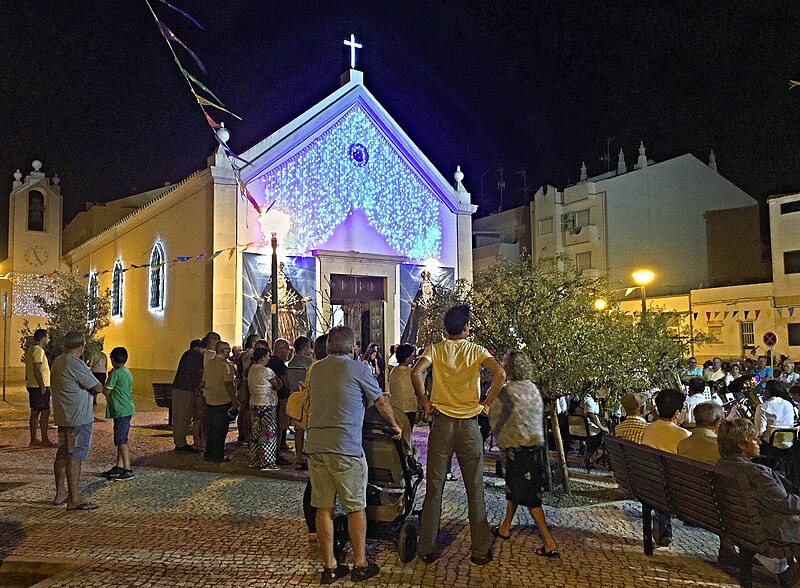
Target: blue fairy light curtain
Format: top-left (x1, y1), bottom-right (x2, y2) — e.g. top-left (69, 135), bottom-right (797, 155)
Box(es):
top-left (242, 253), bottom-right (316, 342)
top-left (399, 263), bottom-right (454, 346)
top-left (255, 103), bottom-right (443, 259)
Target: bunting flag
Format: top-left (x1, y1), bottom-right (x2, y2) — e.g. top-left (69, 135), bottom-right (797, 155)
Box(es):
top-left (778, 308), bottom-right (784, 317)
top-left (744, 310), bottom-right (750, 319)
top-left (157, 0), bottom-right (204, 29)
top-left (157, 20), bottom-right (206, 73)
top-left (195, 253), bottom-right (207, 261)
top-left (755, 309), bottom-right (761, 320)
top-left (790, 308), bottom-right (796, 317)
top-left (237, 179), bottom-right (263, 213)
top-left (723, 311), bottom-right (729, 319)
top-left (706, 312), bottom-right (711, 321)
top-left (693, 312), bottom-right (698, 320)
top-left (197, 95), bottom-right (242, 120)
top-left (733, 311), bottom-right (739, 318)
top-left (714, 311), bottom-right (720, 319)
top-left (177, 256), bottom-right (192, 262)
top-left (204, 112), bottom-right (221, 129)
top-left (208, 250), bottom-right (222, 260)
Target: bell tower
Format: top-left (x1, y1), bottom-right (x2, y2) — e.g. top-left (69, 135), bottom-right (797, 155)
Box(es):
top-left (7, 160), bottom-right (63, 274)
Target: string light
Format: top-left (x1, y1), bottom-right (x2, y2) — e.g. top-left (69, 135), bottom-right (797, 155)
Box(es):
top-left (256, 103), bottom-right (442, 260)
top-left (12, 274), bottom-right (55, 316)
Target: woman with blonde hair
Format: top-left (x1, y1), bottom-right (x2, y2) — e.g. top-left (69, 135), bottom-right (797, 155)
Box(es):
top-left (489, 350), bottom-right (559, 557)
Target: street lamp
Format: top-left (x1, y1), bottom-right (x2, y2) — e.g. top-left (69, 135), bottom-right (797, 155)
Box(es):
top-left (594, 298), bottom-right (608, 311)
top-left (270, 232), bottom-right (279, 344)
top-left (631, 270), bottom-right (655, 317)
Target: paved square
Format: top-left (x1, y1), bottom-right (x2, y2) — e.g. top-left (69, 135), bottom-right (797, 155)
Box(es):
top-left (0, 409), bottom-right (771, 586)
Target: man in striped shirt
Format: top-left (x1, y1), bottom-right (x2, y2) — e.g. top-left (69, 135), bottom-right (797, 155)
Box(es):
top-left (614, 393), bottom-right (648, 444)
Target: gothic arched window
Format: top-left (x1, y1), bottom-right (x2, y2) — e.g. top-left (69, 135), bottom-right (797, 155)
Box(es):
top-left (28, 190), bottom-right (44, 231)
top-left (148, 242), bottom-right (166, 311)
top-left (87, 272), bottom-right (99, 324)
top-left (111, 261), bottom-right (124, 318)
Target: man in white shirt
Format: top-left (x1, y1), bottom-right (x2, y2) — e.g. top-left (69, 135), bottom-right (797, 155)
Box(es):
top-left (684, 377), bottom-right (724, 425)
top-left (780, 362), bottom-right (800, 386)
top-left (703, 357), bottom-right (726, 383)
top-left (754, 380), bottom-right (796, 448)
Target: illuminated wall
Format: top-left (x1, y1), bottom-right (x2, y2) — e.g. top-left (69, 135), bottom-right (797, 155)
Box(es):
top-left (251, 102), bottom-right (452, 262)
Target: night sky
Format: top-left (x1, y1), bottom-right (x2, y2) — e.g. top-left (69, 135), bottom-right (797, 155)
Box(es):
top-left (3, 2), bottom-right (800, 225)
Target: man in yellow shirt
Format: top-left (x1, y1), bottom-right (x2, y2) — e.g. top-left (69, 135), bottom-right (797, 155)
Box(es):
top-left (25, 328), bottom-right (52, 447)
top-left (411, 304), bottom-right (506, 566)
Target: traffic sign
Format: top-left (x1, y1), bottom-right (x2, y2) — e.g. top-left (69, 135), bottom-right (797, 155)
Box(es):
top-left (763, 331), bottom-right (778, 347)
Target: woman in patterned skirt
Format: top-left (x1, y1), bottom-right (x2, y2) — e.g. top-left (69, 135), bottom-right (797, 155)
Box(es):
top-left (488, 350), bottom-right (559, 558)
top-left (247, 348), bottom-right (281, 470)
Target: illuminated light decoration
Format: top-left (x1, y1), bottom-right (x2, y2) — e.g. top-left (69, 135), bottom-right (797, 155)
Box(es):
top-left (12, 273), bottom-right (55, 316)
top-left (255, 103), bottom-right (442, 260)
top-left (343, 34), bottom-right (362, 69)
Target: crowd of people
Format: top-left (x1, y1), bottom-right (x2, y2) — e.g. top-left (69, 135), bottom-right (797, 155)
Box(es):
top-left (610, 356), bottom-right (800, 587)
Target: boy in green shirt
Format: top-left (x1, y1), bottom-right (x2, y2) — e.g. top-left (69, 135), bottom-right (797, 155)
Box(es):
top-left (101, 347), bottom-right (135, 481)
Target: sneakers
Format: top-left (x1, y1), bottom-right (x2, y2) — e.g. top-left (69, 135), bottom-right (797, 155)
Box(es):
top-left (418, 551), bottom-right (440, 565)
top-left (102, 466), bottom-right (125, 479)
top-left (469, 552), bottom-right (493, 566)
top-left (320, 564), bottom-right (349, 585)
top-left (115, 470), bottom-right (134, 481)
top-left (260, 464), bottom-right (280, 471)
top-left (350, 562), bottom-right (379, 582)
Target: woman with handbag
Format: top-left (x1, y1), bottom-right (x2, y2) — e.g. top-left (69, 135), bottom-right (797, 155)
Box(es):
top-left (488, 350), bottom-right (559, 558)
top-left (247, 348), bottom-right (281, 470)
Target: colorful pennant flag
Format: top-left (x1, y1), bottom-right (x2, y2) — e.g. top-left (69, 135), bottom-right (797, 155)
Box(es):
top-left (755, 309), bottom-right (761, 320)
top-left (693, 312), bottom-right (698, 320)
top-left (778, 308), bottom-right (784, 317)
top-left (157, 20), bottom-right (206, 73)
top-left (714, 312), bottom-right (720, 319)
top-left (157, 0), bottom-right (204, 29)
top-left (790, 308), bottom-right (796, 317)
top-left (732, 311), bottom-right (739, 318)
top-left (723, 311), bottom-right (729, 319)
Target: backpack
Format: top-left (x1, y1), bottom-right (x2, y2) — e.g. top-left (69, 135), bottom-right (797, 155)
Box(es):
top-left (286, 380), bottom-right (310, 429)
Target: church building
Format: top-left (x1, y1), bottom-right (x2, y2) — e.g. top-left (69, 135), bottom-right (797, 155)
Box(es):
top-left (0, 64), bottom-right (476, 392)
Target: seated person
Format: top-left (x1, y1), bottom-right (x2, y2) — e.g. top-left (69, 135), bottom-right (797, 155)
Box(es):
top-left (677, 402), bottom-right (724, 464)
top-left (681, 357), bottom-right (703, 383)
top-left (583, 394), bottom-right (609, 435)
top-left (614, 393), bottom-right (648, 444)
top-left (754, 380), bottom-right (796, 449)
top-left (715, 418), bottom-right (800, 585)
top-left (642, 388), bottom-right (690, 454)
top-left (684, 376), bottom-right (723, 426)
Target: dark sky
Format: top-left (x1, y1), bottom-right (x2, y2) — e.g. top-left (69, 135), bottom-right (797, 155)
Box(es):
top-left (3, 1), bottom-right (800, 224)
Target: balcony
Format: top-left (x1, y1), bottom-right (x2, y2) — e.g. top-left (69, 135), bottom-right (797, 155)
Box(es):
top-left (564, 224), bottom-right (598, 246)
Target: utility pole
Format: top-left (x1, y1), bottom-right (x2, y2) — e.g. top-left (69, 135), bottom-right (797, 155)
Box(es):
top-left (497, 167), bottom-right (506, 212)
top-left (515, 169), bottom-right (530, 201)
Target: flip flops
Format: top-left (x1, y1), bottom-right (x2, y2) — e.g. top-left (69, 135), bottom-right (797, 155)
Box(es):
top-left (66, 502), bottom-right (99, 511)
top-left (52, 496), bottom-right (68, 506)
top-left (535, 546), bottom-right (560, 558)
top-left (491, 526), bottom-right (511, 540)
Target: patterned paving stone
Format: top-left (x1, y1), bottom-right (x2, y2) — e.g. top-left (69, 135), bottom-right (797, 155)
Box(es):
top-left (0, 411), bottom-right (775, 586)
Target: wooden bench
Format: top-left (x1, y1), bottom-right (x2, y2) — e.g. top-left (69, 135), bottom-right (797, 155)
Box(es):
top-left (152, 383), bottom-right (173, 425)
top-left (605, 435), bottom-right (800, 587)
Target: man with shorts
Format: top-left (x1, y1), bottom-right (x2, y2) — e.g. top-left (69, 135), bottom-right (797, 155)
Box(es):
top-left (306, 326), bottom-right (401, 584)
top-left (412, 304), bottom-right (506, 566)
top-left (24, 328), bottom-right (52, 447)
top-left (51, 331), bottom-right (103, 510)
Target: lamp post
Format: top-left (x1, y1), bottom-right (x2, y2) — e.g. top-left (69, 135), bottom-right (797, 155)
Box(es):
top-left (594, 298), bottom-right (608, 312)
top-left (631, 270), bottom-right (655, 317)
top-left (270, 232), bottom-right (279, 344)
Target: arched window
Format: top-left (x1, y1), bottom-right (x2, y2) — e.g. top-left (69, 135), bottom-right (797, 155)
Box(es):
top-left (28, 190), bottom-right (44, 231)
top-left (148, 242), bottom-right (166, 311)
top-left (111, 261), bottom-right (124, 318)
top-left (87, 272), bottom-right (99, 324)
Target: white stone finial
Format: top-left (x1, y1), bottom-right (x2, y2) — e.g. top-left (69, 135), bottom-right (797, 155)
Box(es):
top-left (217, 121), bottom-right (230, 144)
top-left (580, 161), bottom-right (587, 181)
top-left (709, 149), bottom-right (717, 172)
top-left (13, 169), bottom-right (22, 182)
top-left (454, 165), bottom-right (464, 183)
top-left (32, 160), bottom-right (42, 172)
top-left (635, 141), bottom-right (648, 170)
top-left (617, 149), bottom-right (627, 174)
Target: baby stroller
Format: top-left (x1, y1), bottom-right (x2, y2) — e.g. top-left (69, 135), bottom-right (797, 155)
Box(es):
top-left (302, 406), bottom-right (424, 563)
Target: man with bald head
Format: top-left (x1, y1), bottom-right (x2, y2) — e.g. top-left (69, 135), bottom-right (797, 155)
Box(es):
top-left (203, 340), bottom-right (239, 462)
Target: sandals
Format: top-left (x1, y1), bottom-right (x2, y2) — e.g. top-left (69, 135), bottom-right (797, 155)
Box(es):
top-left (491, 526), bottom-right (510, 540)
top-left (320, 564), bottom-right (349, 585)
top-left (535, 546), bottom-right (560, 558)
top-left (66, 502), bottom-right (99, 511)
top-left (52, 496), bottom-right (68, 506)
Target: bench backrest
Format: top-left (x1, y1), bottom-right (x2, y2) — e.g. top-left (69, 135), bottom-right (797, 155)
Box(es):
top-left (605, 435), bottom-right (770, 549)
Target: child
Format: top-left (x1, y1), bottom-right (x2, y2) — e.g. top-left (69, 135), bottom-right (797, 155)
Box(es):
top-left (101, 347), bottom-right (135, 480)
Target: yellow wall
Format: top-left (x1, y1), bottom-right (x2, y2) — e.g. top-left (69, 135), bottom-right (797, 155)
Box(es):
top-left (66, 172), bottom-right (215, 398)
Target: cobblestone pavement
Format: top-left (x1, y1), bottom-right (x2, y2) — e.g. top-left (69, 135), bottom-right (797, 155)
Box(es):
top-left (0, 408), bottom-right (773, 587)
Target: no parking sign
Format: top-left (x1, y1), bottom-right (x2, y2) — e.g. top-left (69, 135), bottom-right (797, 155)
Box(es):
top-left (763, 331), bottom-right (778, 347)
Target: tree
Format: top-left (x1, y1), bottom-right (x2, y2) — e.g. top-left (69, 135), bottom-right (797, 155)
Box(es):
top-left (419, 255), bottom-right (689, 492)
top-left (19, 272), bottom-right (110, 363)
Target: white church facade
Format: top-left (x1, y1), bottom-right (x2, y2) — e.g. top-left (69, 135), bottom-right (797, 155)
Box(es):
top-left (1, 67), bottom-right (476, 392)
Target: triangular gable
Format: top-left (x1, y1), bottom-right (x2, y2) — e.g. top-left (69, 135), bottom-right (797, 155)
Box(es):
top-left (241, 87), bottom-right (453, 259)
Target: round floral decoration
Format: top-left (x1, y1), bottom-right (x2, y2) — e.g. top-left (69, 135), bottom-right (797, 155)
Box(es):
top-left (348, 142), bottom-right (369, 167)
